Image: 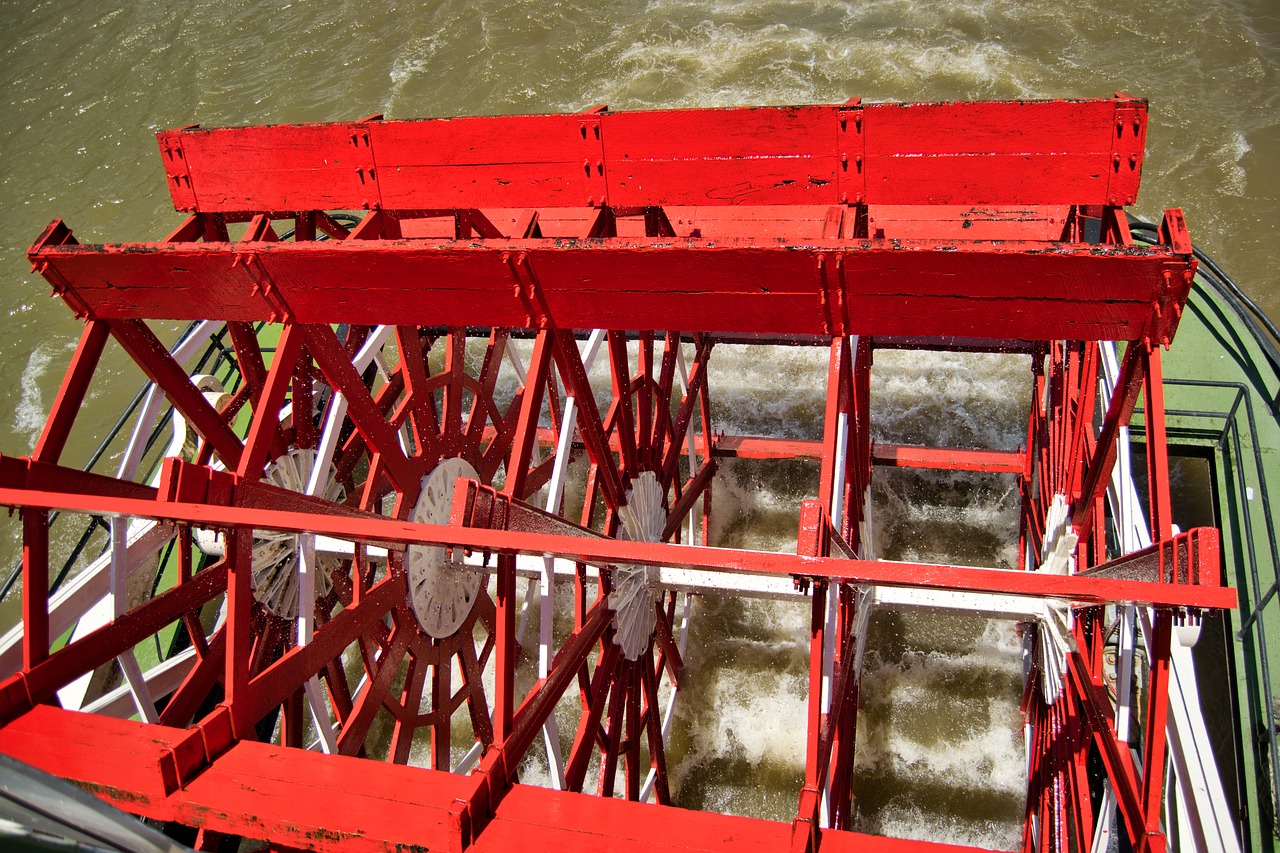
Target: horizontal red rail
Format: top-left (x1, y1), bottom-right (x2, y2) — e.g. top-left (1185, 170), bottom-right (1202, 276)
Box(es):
top-left (157, 97), bottom-right (1146, 212)
top-left (30, 225), bottom-right (1195, 342)
top-left (504, 426), bottom-right (1021, 470)
top-left (871, 444), bottom-right (1025, 474)
top-left (0, 458), bottom-right (1234, 610)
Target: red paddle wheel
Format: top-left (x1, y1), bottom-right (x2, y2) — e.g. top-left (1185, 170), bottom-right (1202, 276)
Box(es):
top-left (0, 96), bottom-right (1232, 853)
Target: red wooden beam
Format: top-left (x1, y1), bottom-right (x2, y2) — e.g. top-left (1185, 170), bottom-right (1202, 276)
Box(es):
top-left (29, 234), bottom-right (1196, 343)
top-left (104, 318), bottom-right (245, 470)
top-left (871, 443), bottom-right (1024, 474)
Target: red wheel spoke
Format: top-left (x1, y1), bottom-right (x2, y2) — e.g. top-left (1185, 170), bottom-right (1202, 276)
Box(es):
top-left (465, 330), bottom-right (509, 454)
top-left (651, 333), bottom-right (680, 467)
top-left (565, 640), bottom-right (620, 792)
top-left (442, 328), bottom-right (466, 439)
top-left (636, 332), bottom-right (655, 471)
top-left (459, 634), bottom-right (493, 746)
top-left (292, 345), bottom-right (316, 450)
top-left (640, 646), bottom-right (671, 804)
top-left (552, 329), bottom-right (624, 510)
top-left (226, 322), bottom-right (268, 413)
top-left (660, 459), bottom-right (716, 543)
top-left (160, 627), bottom-right (227, 727)
top-left (429, 643), bottom-right (452, 770)
top-left (660, 339), bottom-right (713, 487)
top-left (503, 330), bottom-right (554, 499)
top-left (236, 323), bottom-right (303, 479)
top-left (394, 325), bottom-right (442, 456)
top-left (107, 319), bottom-right (245, 470)
top-left (303, 323), bottom-right (415, 493)
top-left (607, 331), bottom-right (638, 479)
top-left (391, 645), bottom-right (428, 765)
top-left (652, 603), bottom-right (684, 685)
top-left (596, 659), bottom-right (630, 798)
top-left (624, 658), bottom-right (642, 800)
top-left (337, 613), bottom-right (413, 756)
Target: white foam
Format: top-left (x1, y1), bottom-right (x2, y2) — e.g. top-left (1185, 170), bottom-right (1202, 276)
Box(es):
top-left (13, 345), bottom-right (53, 450)
top-left (1215, 130), bottom-right (1251, 197)
top-left (854, 618), bottom-right (1026, 849)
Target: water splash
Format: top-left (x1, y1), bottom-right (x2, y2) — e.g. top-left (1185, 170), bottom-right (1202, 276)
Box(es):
top-left (13, 345), bottom-right (53, 450)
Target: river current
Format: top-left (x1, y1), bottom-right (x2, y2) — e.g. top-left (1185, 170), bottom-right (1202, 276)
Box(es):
top-left (0, 1), bottom-right (1276, 848)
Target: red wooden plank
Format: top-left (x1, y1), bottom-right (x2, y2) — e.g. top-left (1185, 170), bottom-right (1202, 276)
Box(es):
top-left (604, 105), bottom-right (840, 207)
top-left (0, 705), bottom-right (196, 801)
top-left (372, 113), bottom-right (597, 209)
top-left (475, 783), bottom-right (986, 853)
top-left (159, 122), bottom-right (379, 213)
top-left (31, 237), bottom-right (1193, 342)
top-left (859, 99), bottom-right (1143, 205)
top-left (0, 706), bottom-right (473, 852)
top-left (477, 783), bottom-right (791, 852)
top-left (154, 98), bottom-right (1146, 214)
top-left (0, 704), bottom-right (995, 853)
top-left (864, 205), bottom-right (1069, 241)
top-left (172, 741), bottom-right (468, 851)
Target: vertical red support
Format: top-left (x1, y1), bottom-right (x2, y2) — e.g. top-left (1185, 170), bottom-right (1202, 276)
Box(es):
top-left (1065, 343), bottom-right (1100, 505)
top-left (793, 576), bottom-right (828, 853)
top-left (495, 330), bottom-right (552, 744)
top-left (848, 336), bottom-right (872, 548)
top-left (21, 509), bottom-right (50, 668)
top-left (827, 585), bottom-right (860, 829)
top-left (494, 550), bottom-right (518, 745)
top-left (1071, 341), bottom-right (1147, 540)
top-left (1018, 367), bottom-right (1036, 571)
top-left (431, 654), bottom-right (451, 770)
top-left (637, 332), bottom-right (654, 472)
top-left (1140, 611), bottom-right (1173, 852)
top-left (1143, 344), bottom-right (1174, 542)
top-left (818, 337), bottom-right (849, 507)
top-left (224, 528), bottom-right (254, 736)
top-left (607, 331), bottom-right (639, 480)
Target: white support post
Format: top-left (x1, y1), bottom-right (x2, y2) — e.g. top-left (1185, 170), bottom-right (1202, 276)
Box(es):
top-left (819, 407), bottom-right (851, 828)
top-left (110, 517), bottom-right (158, 724)
top-left (296, 532), bottom-right (337, 753)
